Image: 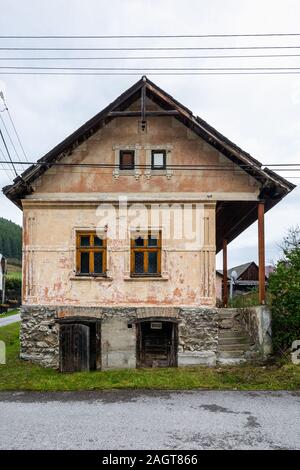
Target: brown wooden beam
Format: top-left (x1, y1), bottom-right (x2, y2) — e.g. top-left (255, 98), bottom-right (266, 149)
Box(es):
top-left (223, 238), bottom-right (228, 307)
top-left (258, 201), bottom-right (266, 304)
top-left (141, 84), bottom-right (146, 122)
top-left (108, 110), bottom-right (179, 117)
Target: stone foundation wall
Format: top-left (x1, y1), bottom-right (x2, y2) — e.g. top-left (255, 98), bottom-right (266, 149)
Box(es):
top-left (178, 308), bottom-right (218, 366)
top-left (19, 305), bottom-right (269, 370)
top-left (241, 306), bottom-right (272, 357)
top-left (20, 306), bottom-right (59, 368)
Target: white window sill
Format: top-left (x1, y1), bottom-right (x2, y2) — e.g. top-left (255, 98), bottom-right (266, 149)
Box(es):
top-left (70, 274), bottom-right (113, 281)
top-left (149, 169), bottom-right (167, 175)
top-left (124, 275), bottom-right (169, 282)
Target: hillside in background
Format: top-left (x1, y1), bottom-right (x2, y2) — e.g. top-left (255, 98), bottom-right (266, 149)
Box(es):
top-left (0, 217), bottom-right (22, 261)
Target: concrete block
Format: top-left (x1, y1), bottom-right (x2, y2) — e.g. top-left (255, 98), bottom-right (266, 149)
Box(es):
top-left (178, 350), bottom-right (216, 367)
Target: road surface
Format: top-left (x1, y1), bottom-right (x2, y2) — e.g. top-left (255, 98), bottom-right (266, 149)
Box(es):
top-left (0, 390), bottom-right (299, 449)
top-left (0, 313), bottom-right (20, 327)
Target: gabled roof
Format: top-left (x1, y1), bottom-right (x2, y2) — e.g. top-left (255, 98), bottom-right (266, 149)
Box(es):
top-left (218, 261), bottom-right (270, 281)
top-left (228, 262), bottom-right (254, 279)
top-left (2, 76), bottom-right (295, 251)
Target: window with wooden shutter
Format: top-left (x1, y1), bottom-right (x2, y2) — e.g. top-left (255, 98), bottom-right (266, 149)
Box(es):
top-left (119, 150), bottom-right (135, 170)
top-left (76, 231), bottom-right (106, 276)
top-left (130, 231), bottom-right (161, 277)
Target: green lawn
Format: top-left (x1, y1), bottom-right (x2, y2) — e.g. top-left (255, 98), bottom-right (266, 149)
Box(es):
top-left (6, 271), bottom-right (22, 281)
top-left (0, 308), bottom-right (19, 319)
top-left (0, 322), bottom-right (299, 391)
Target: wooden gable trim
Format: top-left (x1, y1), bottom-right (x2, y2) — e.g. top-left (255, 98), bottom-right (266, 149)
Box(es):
top-left (3, 76), bottom-right (295, 211)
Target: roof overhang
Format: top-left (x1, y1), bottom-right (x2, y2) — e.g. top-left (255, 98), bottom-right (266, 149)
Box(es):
top-left (2, 76), bottom-right (295, 250)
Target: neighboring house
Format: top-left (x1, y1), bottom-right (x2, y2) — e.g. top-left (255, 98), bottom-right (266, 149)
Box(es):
top-left (2, 77), bottom-right (294, 371)
top-left (217, 262), bottom-right (270, 297)
top-left (216, 271), bottom-right (224, 301)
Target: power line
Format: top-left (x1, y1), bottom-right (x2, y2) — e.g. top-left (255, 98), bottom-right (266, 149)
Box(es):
top-left (1, 161), bottom-right (300, 170)
top-left (2, 66), bottom-right (300, 71)
top-left (3, 71), bottom-right (300, 76)
top-left (1, 33), bottom-right (300, 39)
top-left (2, 53), bottom-right (300, 61)
top-left (0, 131), bottom-right (18, 176)
top-left (0, 113), bottom-right (22, 162)
top-left (0, 93), bottom-right (29, 163)
top-left (0, 146), bottom-right (14, 179)
top-left (3, 45), bottom-right (300, 51)
top-left (5, 108), bottom-right (29, 162)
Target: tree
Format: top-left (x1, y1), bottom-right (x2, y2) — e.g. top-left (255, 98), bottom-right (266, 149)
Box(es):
top-left (269, 234), bottom-right (300, 354)
top-left (0, 217), bottom-right (22, 260)
top-left (279, 225), bottom-right (300, 254)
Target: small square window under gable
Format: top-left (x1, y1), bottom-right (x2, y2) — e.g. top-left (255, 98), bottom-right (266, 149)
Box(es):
top-left (120, 150), bottom-right (135, 170)
top-left (151, 150), bottom-right (166, 170)
top-left (145, 144), bottom-right (173, 179)
top-left (112, 144), bottom-right (141, 180)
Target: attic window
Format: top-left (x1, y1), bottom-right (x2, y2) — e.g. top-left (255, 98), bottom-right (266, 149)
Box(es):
top-left (151, 150), bottom-right (166, 170)
top-left (120, 150), bottom-right (135, 170)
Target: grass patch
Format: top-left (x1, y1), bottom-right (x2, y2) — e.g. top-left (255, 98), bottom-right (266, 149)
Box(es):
top-left (0, 309), bottom-right (19, 319)
top-left (0, 322), bottom-right (299, 391)
top-left (6, 271), bottom-right (22, 281)
top-left (228, 290), bottom-right (271, 308)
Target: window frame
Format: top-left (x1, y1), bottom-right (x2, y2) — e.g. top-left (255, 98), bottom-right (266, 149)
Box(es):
top-left (130, 230), bottom-right (162, 277)
top-left (76, 231), bottom-right (107, 276)
top-left (151, 149), bottom-right (166, 170)
top-left (119, 149), bottom-right (135, 170)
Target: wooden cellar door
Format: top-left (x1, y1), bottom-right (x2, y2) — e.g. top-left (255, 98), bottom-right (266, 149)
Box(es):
top-left (138, 321), bottom-right (177, 368)
top-left (59, 323), bottom-right (90, 372)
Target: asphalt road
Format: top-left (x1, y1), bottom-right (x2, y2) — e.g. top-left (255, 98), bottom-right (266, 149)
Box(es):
top-left (0, 390), bottom-right (299, 450)
top-left (0, 313), bottom-right (21, 327)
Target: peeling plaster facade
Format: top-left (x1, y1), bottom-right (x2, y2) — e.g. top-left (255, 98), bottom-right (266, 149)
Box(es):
top-left (15, 93), bottom-right (271, 370)
top-left (22, 99), bottom-right (259, 310)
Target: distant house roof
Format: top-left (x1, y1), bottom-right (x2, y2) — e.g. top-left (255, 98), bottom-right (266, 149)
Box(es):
top-left (217, 263), bottom-right (253, 280)
top-left (217, 261), bottom-right (271, 281)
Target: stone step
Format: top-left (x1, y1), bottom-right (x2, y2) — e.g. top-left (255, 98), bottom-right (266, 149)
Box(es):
top-left (219, 336), bottom-right (250, 345)
top-left (217, 308), bottom-right (241, 315)
top-left (219, 343), bottom-right (250, 351)
top-left (218, 357), bottom-right (247, 365)
top-left (218, 330), bottom-right (248, 338)
top-left (217, 312), bottom-right (238, 319)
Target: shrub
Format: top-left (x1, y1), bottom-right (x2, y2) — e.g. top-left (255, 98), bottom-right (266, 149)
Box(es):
top-left (5, 276), bottom-right (21, 305)
top-left (268, 248), bottom-right (300, 354)
top-left (5, 277), bottom-right (21, 292)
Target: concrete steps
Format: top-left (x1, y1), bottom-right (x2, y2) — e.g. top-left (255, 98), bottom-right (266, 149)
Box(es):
top-left (217, 309), bottom-right (252, 365)
top-left (219, 329), bottom-right (246, 338)
top-left (219, 343), bottom-right (250, 351)
top-left (219, 337), bottom-right (251, 347)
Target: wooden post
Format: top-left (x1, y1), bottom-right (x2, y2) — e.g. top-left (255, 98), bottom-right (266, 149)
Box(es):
top-left (258, 201), bottom-right (266, 304)
top-left (223, 239), bottom-right (228, 307)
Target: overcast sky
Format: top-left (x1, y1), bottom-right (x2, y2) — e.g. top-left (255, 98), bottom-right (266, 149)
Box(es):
top-left (0, 0), bottom-right (299, 268)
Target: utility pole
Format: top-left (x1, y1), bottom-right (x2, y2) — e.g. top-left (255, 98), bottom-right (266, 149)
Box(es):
top-left (1, 257), bottom-right (6, 304)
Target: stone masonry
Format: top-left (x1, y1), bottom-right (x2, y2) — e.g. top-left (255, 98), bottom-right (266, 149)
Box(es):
top-left (20, 305), bottom-right (270, 370)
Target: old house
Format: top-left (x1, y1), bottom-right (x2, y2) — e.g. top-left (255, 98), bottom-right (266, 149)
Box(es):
top-left (3, 77), bottom-right (294, 370)
top-left (216, 261), bottom-right (269, 298)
